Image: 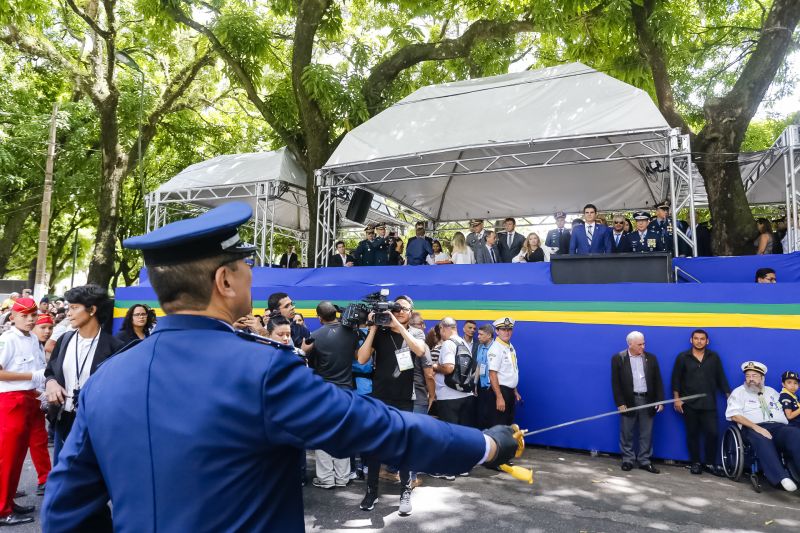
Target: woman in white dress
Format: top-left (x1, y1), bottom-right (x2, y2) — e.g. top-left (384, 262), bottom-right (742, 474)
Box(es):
top-left (449, 231), bottom-right (475, 264)
top-left (426, 240), bottom-right (452, 264)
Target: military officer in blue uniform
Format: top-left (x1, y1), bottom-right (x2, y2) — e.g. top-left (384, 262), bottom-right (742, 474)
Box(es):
top-left (42, 202), bottom-right (518, 532)
top-left (627, 211), bottom-right (665, 253)
top-left (648, 201), bottom-right (673, 253)
top-left (545, 211), bottom-right (571, 255)
top-left (353, 224), bottom-right (387, 266)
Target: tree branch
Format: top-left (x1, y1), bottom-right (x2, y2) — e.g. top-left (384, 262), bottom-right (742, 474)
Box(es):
top-left (363, 18), bottom-right (536, 116)
top-left (703, 0), bottom-right (800, 144)
top-left (630, 0), bottom-right (692, 134)
top-left (163, 3), bottom-right (303, 157)
top-left (65, 0), bottom-right (111, 39)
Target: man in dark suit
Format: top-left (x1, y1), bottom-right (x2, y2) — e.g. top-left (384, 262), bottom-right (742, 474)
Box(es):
top-left (568, 204), bottom-right (612, 254)
top-left (610, 214), bottom-right (632, 253)
top-left (611, 331), bottom-right (664, 473)
top-left (545, 211), bottom-right (571, 255)
top-left (474, 231), bottom-right (501, 264)
top-left (279, 246), bottom-right (299, 268)
top-left (695, 220), bottom-right (713, 256)
top-left (497, 218), bottom-right (525, 262)
top-left (328, 241), bottom-right (355, 267)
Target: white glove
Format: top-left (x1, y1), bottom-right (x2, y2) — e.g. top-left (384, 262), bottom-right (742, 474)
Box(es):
top-left (31, 368), bottom-right (46, 390)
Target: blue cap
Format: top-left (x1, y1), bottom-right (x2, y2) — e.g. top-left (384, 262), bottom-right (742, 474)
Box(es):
top-left (633, 210), bottom-right (651, 220)
top-left (124, 202), bottom-right (256, 266)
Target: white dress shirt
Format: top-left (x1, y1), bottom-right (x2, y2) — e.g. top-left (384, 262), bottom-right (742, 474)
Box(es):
top-left (0, 327), bottom-right (40, 392)
top-left (628, 351), bottom-right (647, 393)
top-left (61, 332), bottom-right (100, 412)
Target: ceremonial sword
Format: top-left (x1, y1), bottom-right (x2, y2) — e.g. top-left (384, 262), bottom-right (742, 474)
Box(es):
top-left (498, 393), bottom-right (706, 484)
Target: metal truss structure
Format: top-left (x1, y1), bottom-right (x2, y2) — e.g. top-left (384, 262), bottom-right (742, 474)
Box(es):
top-left (316, 128), bottom-right (697, 265)
top-left (146, 179), bottom-right (410, 267)
top-left (741, 125), bottom-right (800, 252)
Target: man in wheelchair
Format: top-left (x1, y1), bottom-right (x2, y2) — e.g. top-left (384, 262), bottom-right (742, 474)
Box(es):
top-left (725, 361), bottom-right (800, 492)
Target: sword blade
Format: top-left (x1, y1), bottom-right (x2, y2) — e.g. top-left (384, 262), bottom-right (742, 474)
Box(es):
top-left (520, 393), bottom-right (706, 437)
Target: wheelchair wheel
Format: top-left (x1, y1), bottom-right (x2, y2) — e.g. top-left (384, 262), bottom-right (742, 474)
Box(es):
top-left (721, 425), bottom-right (744, 481)
top-left (750, 472), bottom-right (762, 493)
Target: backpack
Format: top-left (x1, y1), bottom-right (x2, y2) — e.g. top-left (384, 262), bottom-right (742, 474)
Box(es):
top-left (444, 338), bottom-right (476, 393)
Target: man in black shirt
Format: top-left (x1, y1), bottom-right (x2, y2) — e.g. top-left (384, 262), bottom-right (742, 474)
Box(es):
top-left (309, 301), bottom-right (360, 488)
top-left (356, 295), bottom-right (426, 515)
top-left (671, 329), bottom-right (731, 475)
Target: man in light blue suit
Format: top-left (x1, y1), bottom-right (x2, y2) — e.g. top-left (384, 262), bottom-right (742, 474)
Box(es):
top-left (569, 203), bottom-right (612, 254)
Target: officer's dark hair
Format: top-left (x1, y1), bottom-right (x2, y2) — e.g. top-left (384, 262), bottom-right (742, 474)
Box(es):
top-left (64, 284), bottom-right (111, 324)
top-left (478, 323), bottom-right (494, 336)
top-left (755, 267), bottom-right (775, 282)
top-left (583, 203), bottom-right (597, 213)
top-left (504, 217), bottom-right (516, 225)
top-left (465, 320), bottom-right (476, 326)
top-left (316, 301), bottom-right (337, 322)
top-left (267, 292), bottom-right (289, 312)
top-left (394, 295), bottom-right (414, 309)
top-left (690, 329), bottom-right (708, 339)
top-left (335, 240), bottom-right (345, 247)
top-left (149, 252), bottom-right (242, 313)
top-left (267, 314), bottom-right (291, 334)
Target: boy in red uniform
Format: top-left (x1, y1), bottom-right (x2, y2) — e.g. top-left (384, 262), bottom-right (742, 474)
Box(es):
top-left (0, 297), bottom-right (40, 526)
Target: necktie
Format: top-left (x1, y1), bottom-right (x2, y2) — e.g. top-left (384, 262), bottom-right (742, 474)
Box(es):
top-left (640, 232), bottom-right (645, 245)
top-left (587, 225), bottom-right (593, 246)
top-left (507, 233), bottom-right (512, 248)
top-left (490, 248), bottom-right (496, 263)
top-left (615, 234), bottom-right (620, 246)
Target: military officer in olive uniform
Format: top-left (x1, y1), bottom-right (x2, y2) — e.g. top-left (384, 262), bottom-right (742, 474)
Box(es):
top-left (42, 202), bottom-right (520, 532)
top-left (627, 211), bottom-right (665, 253)
top-left (648, 201), bottom-right (673, 253)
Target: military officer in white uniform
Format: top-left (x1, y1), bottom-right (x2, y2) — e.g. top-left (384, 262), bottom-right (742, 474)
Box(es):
top-left (487, 317), bottom-right (522, 426)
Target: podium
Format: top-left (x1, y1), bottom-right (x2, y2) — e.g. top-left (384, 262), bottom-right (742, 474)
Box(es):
top-left (550, 253), bottom-right (673, 284)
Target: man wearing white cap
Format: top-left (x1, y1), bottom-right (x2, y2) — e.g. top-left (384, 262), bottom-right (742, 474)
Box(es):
top-left (726, 361), bottom-right (800, 491)
top-left (488, 317), bottom-right (522, 426)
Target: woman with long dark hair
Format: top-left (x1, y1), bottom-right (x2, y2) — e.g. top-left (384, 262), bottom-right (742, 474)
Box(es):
top-left (755, 217), bottom-right (775, 255)
top-left (115, 304), bottom-right (156, 345)
top-left (44, 284), bottom-right (123, 464)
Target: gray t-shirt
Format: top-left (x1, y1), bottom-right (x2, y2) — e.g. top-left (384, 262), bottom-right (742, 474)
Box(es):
top-left (309, 322), bottom-right (358, 388)
top-left (413, 345), bottom-right (433, 407)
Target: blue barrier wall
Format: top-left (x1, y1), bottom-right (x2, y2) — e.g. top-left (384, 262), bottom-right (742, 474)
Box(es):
top-left (116, 263), bottom-right (800, 462)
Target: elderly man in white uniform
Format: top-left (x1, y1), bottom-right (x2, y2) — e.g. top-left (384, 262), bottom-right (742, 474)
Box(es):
top-left (726, 361), bottom-right (800, 491)
top-left (488, 317), bottom-right (522, 426)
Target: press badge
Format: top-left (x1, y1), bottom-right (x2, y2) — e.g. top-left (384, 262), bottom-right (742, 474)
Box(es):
top-left (395, 347), bottom-right (413, 371)
top-left (479, 363), bottom-right (487, 376)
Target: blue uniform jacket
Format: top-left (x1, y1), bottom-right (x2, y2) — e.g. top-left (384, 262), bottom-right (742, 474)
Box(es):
top-left (626, 230), bottom-right (665, 253)
top-left (42, 315), bottom-right (486, 532)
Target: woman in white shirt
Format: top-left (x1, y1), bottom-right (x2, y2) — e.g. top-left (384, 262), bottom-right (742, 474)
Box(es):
top-left (427, 240), bottom-right (452, 265)
top-left (449, 232), bottom-right (475, 264)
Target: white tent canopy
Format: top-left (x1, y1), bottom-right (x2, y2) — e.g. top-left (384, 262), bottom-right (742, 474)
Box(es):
top-left (324, 62), bottom-right (681, 221)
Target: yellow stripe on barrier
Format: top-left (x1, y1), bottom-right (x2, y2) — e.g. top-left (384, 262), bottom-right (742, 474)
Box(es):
top-left (115, 307), bottom-right (800, 330)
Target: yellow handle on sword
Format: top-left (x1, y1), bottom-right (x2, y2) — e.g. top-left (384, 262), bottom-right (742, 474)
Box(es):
top-left (498, 424), bottom-right (534, 484)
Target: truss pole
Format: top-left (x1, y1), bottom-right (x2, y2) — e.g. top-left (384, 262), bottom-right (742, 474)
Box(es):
top-left (268, 181), bottom-right (276, 267)
top-left (668, 133), bottom-right (680, 257)
top-left (685, 135), bottom-right (698, 257)
top-left (314, 170), bottom-right (325, 267)
top-left (787, 127), bottom-right (799, 252)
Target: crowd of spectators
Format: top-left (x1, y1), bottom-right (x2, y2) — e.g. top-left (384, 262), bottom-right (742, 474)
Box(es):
top-left (326, 201), bottom-right (792, 267)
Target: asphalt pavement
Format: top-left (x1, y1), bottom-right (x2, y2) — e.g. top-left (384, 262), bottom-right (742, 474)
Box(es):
top-left (14, 447), bottom-right (800, 532)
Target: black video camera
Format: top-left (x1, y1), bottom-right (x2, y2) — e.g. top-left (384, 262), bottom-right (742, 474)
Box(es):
top-left (340, 289), bottom-right (402, 329)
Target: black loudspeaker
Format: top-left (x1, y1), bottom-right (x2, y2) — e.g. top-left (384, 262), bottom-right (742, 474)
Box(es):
top-left (345, 189), bottom-right (373, 223)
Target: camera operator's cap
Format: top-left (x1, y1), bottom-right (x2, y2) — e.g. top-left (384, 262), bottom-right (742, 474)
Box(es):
top-left (656, 200), bottom-right (670, 210)
top-left (123, 202), bottom-right (256, 266)
top-left (782, 371), bottom-right (799, 382)
top-left (493, 317), bottom-right (515, 329)
top-left (741, 361), bottom-right (767, 375)
top-left (469, 219), bottom-right (484, 227)
top-left (554, 211), bottom-right (566, 219)
top-left (11, 297), bottom-right (37, 315)
top-left (633, 210), bottom-right (651, 221)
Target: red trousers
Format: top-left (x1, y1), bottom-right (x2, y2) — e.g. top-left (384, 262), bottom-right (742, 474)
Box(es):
top-left (0, 390), bottom-right (38, 517)
top-left (28, 408), bottom-right (51, 485)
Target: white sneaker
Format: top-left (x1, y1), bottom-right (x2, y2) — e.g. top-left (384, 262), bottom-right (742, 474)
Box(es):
top-left (398, 488), bottom-right (412, 516)
top-left (781, 478), bottom-right (797, 492)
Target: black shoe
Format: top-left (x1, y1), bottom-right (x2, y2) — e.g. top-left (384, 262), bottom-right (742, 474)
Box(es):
top-left (639, 464), bottom-right (660, 474)
top-left (711, 465), bottom-right (726, 477)
top-left (11, 504), bottom-right (33, 515)
top-left (621, 462), bottom-right (633, 471)
top-left (12, 491), bottom-right (25, 499)
top-left (0, 513), bottom-right (34, 526)
top-left (690, 463), bottom-right (703, 475)
top-left (36, 483), bottom-right (45, 496)
top-left (360, 489), bottom-right (378, 511)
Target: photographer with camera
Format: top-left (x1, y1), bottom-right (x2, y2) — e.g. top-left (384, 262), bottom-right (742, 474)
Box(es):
top-left (355, 295), bottom-right (426, 515)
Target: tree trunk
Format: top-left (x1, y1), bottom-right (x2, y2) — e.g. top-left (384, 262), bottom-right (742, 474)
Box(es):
top-left (87, 160), bottom-right (125, 287)
top-left (0, 206), bottom-right (33, 277)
